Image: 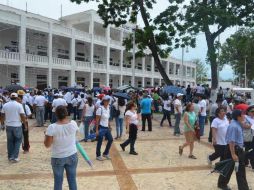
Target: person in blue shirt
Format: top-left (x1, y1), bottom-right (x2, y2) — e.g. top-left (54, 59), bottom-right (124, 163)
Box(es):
top-left (140, 94), bottom-right (153, 131)
top-left (44, 91), bottom-right (54, 122)
top-left (217, 109), bottom-right (250, 190)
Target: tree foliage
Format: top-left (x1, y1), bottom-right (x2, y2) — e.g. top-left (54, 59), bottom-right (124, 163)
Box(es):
top-left (194, 59), bottom-right (208, 84)
top-left (219, 28), bottom-right (254, 81)
top-left (70, 0), bottom-right (196, 86)
top-left (169, 0), bottom-right (254, 89)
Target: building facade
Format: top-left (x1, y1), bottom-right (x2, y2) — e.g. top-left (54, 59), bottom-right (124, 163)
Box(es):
top-left (0, 4), bottom-right (196, 89)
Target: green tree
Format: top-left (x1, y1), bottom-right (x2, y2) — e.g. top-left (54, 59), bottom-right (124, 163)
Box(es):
top-left (194, 59), bottom-right (208, 84)
top-left (169, 0), bottom-right (254, 89)
top-left (70, 0), bottom-right (195, 86)
top-left (219, 28), bottom-right (254, 82)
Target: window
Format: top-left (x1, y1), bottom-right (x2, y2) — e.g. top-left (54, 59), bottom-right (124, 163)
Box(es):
top-left (58, 76), bottom-right (68, 81)
top-left (146, 65), bottom-right (151, 71)
top-left (93, 78), bottom-right (100, 87)
top-left (11, 73), bottom-right (18, 79)
top-left (37, 75), bottom-right (47, 80)
top-left (169, 62), bottom-right (174, 74)
top-left (77, 77), bottom-right (85, 86)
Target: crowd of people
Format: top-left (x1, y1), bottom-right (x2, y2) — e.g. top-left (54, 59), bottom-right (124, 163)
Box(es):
top-left (0, 84), bottom-right (253, 190)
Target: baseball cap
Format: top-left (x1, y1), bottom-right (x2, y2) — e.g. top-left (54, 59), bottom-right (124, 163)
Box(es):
top-left (177, 93), bottom-right (184, 97)
top-left (11, 93), bottom-right (18, 98)
top-left (17, 90), bottom-right (25, 96)
top-left (102, 95), bottom-right (111, 101)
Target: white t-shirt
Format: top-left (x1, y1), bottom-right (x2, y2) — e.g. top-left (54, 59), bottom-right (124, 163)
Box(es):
top-left (84, 104), bottom-right (95, 117)
top-left (196, 86), bottom-right (204, 94)
top-left (211, 117), bottom-right (229, 145)
top-left (79, 98), bottom-right (87, 110)
top-left (125, 110), bottom-right (139, 125)
top-left (2, 100), bottom-right (25, 127)
top-left (52, 98), bottom-right (67, 112)
top-left (46, 120), bottom-right (79, 158)
top-left (34, 95), bottom-right (48, 107)
top-left (174, 99), bottom-right (182, 114)
top-left (198, 99), bottom-right (207, 116)
top-left (163, 100), bottom-right (171, 111)
top-left (23, 104), bottom-right (32, 116)
top-left (95, 99), bottom-right (102, 109)
top-left (96, 106), bottom-right (110, 127)
top-left (71, 98), bottom-right (81, 107)
top-left (64, 92), bottom-right (73, 104)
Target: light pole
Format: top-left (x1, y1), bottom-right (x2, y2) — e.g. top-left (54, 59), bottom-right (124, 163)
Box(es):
top-left (245, 56), bottom-right (247, 88)
top-left (131, 26), bottom-right (136, 87)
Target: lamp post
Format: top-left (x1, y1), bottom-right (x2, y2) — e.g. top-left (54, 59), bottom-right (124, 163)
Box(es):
top-left (245, 56), bottom-right (247, 88)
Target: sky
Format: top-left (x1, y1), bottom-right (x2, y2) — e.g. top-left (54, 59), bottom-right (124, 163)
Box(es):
top-left (1, 0), bottom-right (236, 80)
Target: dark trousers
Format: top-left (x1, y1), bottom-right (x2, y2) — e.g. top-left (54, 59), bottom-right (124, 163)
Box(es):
top-left (174, 113), bottom-right (181, 135)
top-left (73, 106), bottom-right (78, 120)
top-left (141, 113), bottom-right (152, 131)
top-left (122, 124), bottom-right (138, 152)
top-left (218, 145), bottom-right (249, 190)
top-left (44, 103), bottom-right (52, 122)
top-left (244, 139), bottom-right (254, 169)
top-left (22, 123), bottom-right (30, 151)
top-left (209, 144), bottom-right (226, 161)
top-left (208, 116), bottom-right (215, 143)
top-left (96, 127), bottom-right (113, 157)
top-left (160, 109), bottom-right (172, 127)
top-left (67, 103), bottom-right (72, 116)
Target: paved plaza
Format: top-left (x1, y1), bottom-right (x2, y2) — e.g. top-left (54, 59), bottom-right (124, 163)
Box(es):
top-left (0, 115), bottom-right (254, 190)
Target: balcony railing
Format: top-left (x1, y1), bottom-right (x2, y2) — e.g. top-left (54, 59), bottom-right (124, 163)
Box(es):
top-left (94, 35), bottom-right (107, 43)
top-left (0, 50), bottom-right (20, 60)
top-left (53, 57), bottom-right (71, 66)
top-left (110, 39), bottom-right (122, 46)
top-left (94, 63), bottom-right (106, 69)
top-left (26, 54), bottom-right (49, 63)
top-left (75, 29), bottom-right (91, 39)
top-left (76, 61), bottom-right (91, 68)
top-left (109, 65), bottom-right (119, 71)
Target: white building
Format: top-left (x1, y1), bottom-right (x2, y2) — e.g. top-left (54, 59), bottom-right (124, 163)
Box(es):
top-left (0, 4), bottom-right (196, 89)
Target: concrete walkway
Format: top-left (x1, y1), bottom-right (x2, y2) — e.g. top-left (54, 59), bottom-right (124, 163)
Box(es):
top-left (0, 115), bottom-right (253, 190)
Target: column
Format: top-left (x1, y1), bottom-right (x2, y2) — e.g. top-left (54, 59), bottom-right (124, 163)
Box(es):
top-left (151, 57), bottom-right (154, 86)
top-left (106, 26), bottom-right (110, 87)
top-left (89, 15), bottom-right (94, 89)
top-left (48, 22), bottom-right (53, 88)
top-left (70, 29), bottom-right (76, 87)
top-left (19, 15), bottom-right (26, 86)
top-left (142, 57), bottom-right (145, 87)
top-left (142, 77), bottom-right (145, 87)
top-left (159, 78), bottom-right (162, 86)
top-left (131, 28), bottom-right (136, 87)
top-left (119, 30), bottom-right (124, 87)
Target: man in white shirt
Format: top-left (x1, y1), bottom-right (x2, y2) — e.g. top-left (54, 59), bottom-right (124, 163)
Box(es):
top-left (1, 93), bottom-right (27, 162)
top-left (196, 84), bottom-right (205, 94)
top-left (33, 91), bottom-right (48, 127)
top-left (198, 94), bottom-right (207, 136)
top-left (71, 93), bottom-right (81, 120)
top-left (64, 91), bottom-right (73, 116)
top-left (173, 93), bottom-right (183, 136)
top-left (51, 94), bottom-right (67, 123)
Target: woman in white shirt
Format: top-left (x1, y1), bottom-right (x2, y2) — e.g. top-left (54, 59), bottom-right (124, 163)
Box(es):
top-left (81, 96), bottom-right (95, 142)
top-left (44, 106), bottom-right (79, 190)
top-left (95, 95), bottom-right (113, 161)
top-left (207, 107), bottom-right (229, 165)
top-left (160, 94), bottom-right (172, 127)
top-left (120, 102), bottom-right (140, 155)
top-left (113, 98), bottom-right (126, 139)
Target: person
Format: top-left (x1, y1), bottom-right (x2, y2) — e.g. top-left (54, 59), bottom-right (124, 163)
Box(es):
top-left (33, 91), bottom-right (48, 127)
top-left (186, 85), bottom-right (192, 103)
top-left (160, 94), bottom-right (172, 127)
top-left (45, 91), bottom-right (54, 122)
top-left (217, 109), bottom-right (250, 190)
top-left (64, 91), bottom-right (73, 116)
top-left (198, 94), bottom-right (207, 136)
top-left (173, 93), bottom-right (183, 136)
top-left (1, 93), bottom-right (27, 163)
top-left (113, 98), bottom-right (126, 139)
top-left (120, 102), bottom-right (140, 155)
top-left (81, 96), bottom-right (95, 142)
top-left (71, 93), bottom-right (81, 121)
top-left (179, 103), bottom-right (197, 159)
top-left (51, 94), bottom-right (67, 123)
top-left (140, 94), bottom-right (153, 132)
top-left (243, 106), bottom-right (254, 170)
top-left (44, 106), bottom-right (79, 190)
top-left (95, 95), bottom-right (113, 161)
top-left (17, 90), bottom-right (32, 153)
top-left (207, 107), bottom-right (229, 165)
top-left (78, 94), bottom-right (86, 121)
top-left (208, 99), bottom-right (222, 143)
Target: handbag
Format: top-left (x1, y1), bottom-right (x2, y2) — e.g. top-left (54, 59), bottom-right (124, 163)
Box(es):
top-left (243, 128), bottom-right (253, 142)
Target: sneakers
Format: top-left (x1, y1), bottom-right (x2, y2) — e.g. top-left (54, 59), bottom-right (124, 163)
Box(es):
top-left (102, 154), bottom-right (111, 160)
top-left (120, 144), bottom-right (125, 151)
top-left (218, 185), bottom-right (232, 190)
top-left (10, 158), bottom-right (20, 163)
top-left (207, 155), bottom-right (212, 166)
top-left (129, 151), bottom-right (138, 155)
top-left (188, 155), bottom-right (197, 159)
top-left (96, 156), bottom-right (104, 161)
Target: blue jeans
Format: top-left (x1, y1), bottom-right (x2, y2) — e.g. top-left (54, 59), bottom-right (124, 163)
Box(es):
top-left (72, 107), bottom-right (78, 120)
top-left (174, 113), bottom-right (181, 135)
top-left (84, 116), bottom-right (94, 140)
top-left (6, 126), bottom-right (23, 159)
top-left (115, 117), bottom-right (124, 137)
top-left (51, 153), bottom-right (78, 190)
top-left (96, 126), bottom-right (113, 157)
top-left (36, 106), bottom-right (45, 126)
top-left (199, 115), bottom-right (206, 136)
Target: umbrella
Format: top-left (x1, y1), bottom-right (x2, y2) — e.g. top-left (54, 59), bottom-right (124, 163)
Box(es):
top-left (5, 84), bottom-right (25, 92)
top-left (211, 159), bottom-right (235, 177)
top-left (113, 92), bottom-right (131, 100)
top-left (76, 142), bottom-right (93, 168)
top-left (162, 85), bottom-right (185, 95)
top-left (103, 86), bottom-right (111, 91)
